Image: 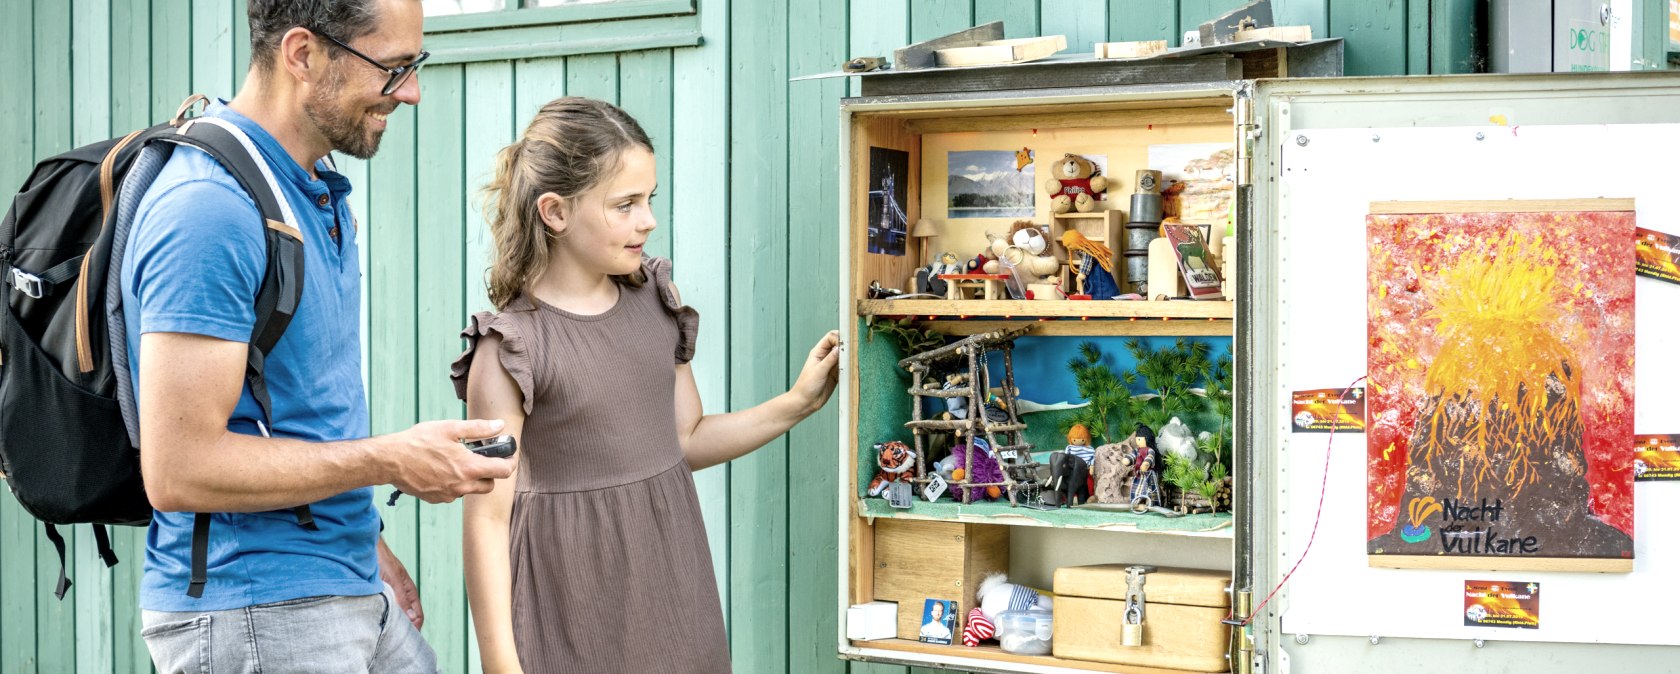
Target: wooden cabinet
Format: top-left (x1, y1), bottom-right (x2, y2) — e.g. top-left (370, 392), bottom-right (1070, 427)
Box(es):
top-left (837, 77), bottom-right (1248, 673)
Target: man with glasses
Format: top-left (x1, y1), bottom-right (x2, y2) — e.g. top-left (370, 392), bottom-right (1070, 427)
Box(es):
top-left (124, 1), bottom-right (508, 671)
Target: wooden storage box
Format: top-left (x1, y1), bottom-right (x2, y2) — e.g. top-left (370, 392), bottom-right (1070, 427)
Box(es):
top-left (872, 519), bottom-right (1009, 640)
top-left (1052, 564), bottom-right (1231, 672)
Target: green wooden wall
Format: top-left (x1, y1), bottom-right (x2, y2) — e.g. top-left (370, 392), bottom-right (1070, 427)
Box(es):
top-left (0, 0), bottom-right (1482, 672)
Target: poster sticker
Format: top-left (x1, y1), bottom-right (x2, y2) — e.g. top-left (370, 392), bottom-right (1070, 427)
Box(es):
top-left (1290, 388), bottom-right (1366, 433)
top-left (1635, 227), bottom-right (1680, 284)
top-left (1634, 434), bottom-right (1680, 481)
top-left (1463, 580), bottom-right (1540, 629)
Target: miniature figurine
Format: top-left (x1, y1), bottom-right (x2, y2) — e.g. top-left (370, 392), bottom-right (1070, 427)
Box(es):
top-left (1044, 153), bottom-right (1109, 214)
top-left (1043, 451), bottom-right (1090, 507)
top-left (941, 373), bottom-right (970, 420)
top-left (1127, 433), bottom-right (1161, 513)
top-left (1157, 416), bottom-right (1197, 462)
top-left (1064, 424), bottom-right (1095, 466)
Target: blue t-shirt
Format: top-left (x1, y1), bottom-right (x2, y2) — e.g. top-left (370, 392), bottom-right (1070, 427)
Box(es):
top-left (122, 102), bottom-right (379, 611)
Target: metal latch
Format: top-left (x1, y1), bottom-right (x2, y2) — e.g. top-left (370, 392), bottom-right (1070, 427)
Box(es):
top-left (1122, 564), bottom-right (1156, 647)
top-left (10, 269), bottom-right (44, 299)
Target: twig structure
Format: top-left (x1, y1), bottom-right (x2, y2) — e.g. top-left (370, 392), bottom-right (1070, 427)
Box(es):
top-left (898, 326), bottom-right (1039, 505)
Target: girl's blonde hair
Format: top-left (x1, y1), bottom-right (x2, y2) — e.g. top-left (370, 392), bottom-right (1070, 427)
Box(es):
top-left (482, 97), bottom-right (654, 310)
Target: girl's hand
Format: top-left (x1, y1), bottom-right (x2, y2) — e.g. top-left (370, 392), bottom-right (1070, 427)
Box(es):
top-left (790, 330), bottom-right (841, 415)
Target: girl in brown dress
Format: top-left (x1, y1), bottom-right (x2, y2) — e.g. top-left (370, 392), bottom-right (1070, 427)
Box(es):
top-left (453, 97), bottom-right (839, 674)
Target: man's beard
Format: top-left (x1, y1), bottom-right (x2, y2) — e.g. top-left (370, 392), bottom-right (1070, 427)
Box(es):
top-left (304, 65), bottom-right (386, 160)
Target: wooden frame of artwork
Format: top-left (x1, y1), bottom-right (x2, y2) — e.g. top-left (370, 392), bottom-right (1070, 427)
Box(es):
top-left (1364, 198), bottom-right (1637, 573)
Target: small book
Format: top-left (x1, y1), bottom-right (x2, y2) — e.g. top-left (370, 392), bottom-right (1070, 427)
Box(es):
top-left (1161, 223), bottom-right (1223, 300)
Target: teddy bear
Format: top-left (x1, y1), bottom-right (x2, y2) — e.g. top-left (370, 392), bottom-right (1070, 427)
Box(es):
top-left (1043, 153), bottom-right (1109, 214)
top-left (984, 222), bottom-right (1061, 287)
top-left (950, 437), bottom-right (1005, 502)
top-left (865, 441), bottom-right (917, 497)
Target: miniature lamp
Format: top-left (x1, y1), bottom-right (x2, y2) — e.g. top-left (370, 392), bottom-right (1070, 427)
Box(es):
top-left (911, 218), bottom-right (939, 264)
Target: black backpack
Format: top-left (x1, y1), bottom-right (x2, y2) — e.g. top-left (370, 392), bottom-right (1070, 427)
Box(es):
top-left (0, 95), bottom-right (313, 599)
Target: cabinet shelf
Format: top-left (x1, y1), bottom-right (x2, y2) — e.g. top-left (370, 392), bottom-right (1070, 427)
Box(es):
top-left (856, 497), bottom-right (1233, 538)
top-left (849, 638), bottom-right (1222, 674)
top-left (857, 299), bottom-right (1233, 320)
top-left (858, 299), bottom-right (1234, 336)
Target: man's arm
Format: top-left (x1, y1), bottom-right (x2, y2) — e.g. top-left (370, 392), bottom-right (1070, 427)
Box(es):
top-left (139, 331), bottom-right (511, 512)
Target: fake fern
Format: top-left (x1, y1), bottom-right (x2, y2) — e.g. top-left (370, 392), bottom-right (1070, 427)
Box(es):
top-left (1064, 341), bottom-right (1134, 444)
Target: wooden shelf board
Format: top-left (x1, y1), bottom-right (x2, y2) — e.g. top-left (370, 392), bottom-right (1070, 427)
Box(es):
top-left (856, 498), bottom-right (1233, 538)
top-left (858, 299), bottom-right (1234, 320)
top-left (928, 319), bottom-right (1232, 337)
top-left (850, 638), bottom-right (1227, 674)
top-left (1051, 211), bottom-right (1118, 219)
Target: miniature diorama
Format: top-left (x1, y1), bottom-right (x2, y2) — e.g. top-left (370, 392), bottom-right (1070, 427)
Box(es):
top-left (900, 326), bottom-right (1040, 505)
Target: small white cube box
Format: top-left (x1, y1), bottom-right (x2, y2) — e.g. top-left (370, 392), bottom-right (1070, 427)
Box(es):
top-left (845, 601), bottom-right (898, 641)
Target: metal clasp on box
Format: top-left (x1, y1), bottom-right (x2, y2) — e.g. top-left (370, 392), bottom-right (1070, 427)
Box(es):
top-left (10, 269), bottom-right (45, 299)
top-left (1122, 564), bottom-right (1156, 647)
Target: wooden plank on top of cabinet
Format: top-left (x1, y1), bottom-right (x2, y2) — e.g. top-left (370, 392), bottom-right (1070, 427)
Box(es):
top-left (857, 299), bottom-right (1234, 320)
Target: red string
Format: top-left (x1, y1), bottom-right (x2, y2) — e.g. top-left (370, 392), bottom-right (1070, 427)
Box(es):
top-left (1229, 375), bottom-right (1368, 627)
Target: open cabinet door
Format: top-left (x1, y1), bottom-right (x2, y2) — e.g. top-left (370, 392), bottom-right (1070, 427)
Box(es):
top-left (1245, 72), bottom-right (1680, 672)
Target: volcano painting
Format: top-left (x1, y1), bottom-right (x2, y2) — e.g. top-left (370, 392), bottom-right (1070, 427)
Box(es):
top-left (1365, 200), bottom-right (1636, 571)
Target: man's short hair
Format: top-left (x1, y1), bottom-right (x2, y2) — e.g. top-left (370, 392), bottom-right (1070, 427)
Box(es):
top-left (248, 0), bottom-right (381, 72)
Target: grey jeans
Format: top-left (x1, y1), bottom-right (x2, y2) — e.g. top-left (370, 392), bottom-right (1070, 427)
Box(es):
top-left (141, 582), bottom-right (439, 673)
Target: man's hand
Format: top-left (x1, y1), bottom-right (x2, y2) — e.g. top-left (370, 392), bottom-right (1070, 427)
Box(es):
top-left (377, 536), bottom-right (423, 629)
top-left (386, 419), bottom-right (517, 503)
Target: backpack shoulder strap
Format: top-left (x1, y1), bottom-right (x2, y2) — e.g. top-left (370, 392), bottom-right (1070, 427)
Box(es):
top-left (154, 118), bottom-right (318, 598)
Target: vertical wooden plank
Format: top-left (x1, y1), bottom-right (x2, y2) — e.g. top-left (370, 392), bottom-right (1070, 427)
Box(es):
top-left (460, 62), bottom-right (515, 674)
top-left (616, 49), bottom-right (674, 261)
top-left (71, 1), bottom-right (114, 670)
top-left (193, 0), bottom-right (236, 98)
top-left (112, 0), bottom-right (152, 131)
top-left (1408, 0), bottom-right (1429, 74)
top-left (464, 62), bottom-right (515, 320)
top-left (414, 63), bottom-right (469, 674)
top-left (1328, 0), bottom-right (1407, 76)
top-left (787, 0), bottom-right (846, 668)
top-left (34, 0), bottom-right (77, 670)
top-left (848, 0), bottom-right (909, 96)
top-left (109, 3), bottom-right (153, 669)
top-left (369, 100), bottom-right (421, 574)
top-left (1043, 0), bottom-right (1108, 53)
top-left (1, 3), bottom-right (39, 658)
top-left (910, 0), bottom-right (975, 42)
top-left (1275, 0), bottom-right (1330, 42)
top-left (671, 0), bottom-right (733, 622)
top-left (512, 57), bottom-right (565, 129)
top-left (1108, 0), bottom-right (1180, 44)
top-left (731, 0), bottom-right (791, 670)
top-left (974, 0), bottom-right (1038, 38)
top-left (234, 0), bottom-right (251, 91)
top-left (152, 0), bottom-right (193, 118)
top-left (564, 53), bottom-right (619, 104)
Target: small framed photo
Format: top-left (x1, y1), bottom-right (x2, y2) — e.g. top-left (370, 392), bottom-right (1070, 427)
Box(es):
top-left (918, 598), bottom-right (957, 645)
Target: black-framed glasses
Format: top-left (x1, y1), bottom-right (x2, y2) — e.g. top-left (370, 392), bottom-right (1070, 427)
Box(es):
top-left (313, 30), bottom-right (429, 96)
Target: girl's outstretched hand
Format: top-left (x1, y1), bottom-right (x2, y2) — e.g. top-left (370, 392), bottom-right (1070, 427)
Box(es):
top-left (791, 329), bottom-right (842, 415)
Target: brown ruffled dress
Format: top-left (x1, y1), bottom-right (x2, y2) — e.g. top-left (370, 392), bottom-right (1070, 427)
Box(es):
top-left (451, 257), bottom-right (729, 673)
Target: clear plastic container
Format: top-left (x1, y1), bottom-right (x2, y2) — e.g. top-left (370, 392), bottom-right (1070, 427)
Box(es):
top-left (995, 608), bottom-right (1054, 655)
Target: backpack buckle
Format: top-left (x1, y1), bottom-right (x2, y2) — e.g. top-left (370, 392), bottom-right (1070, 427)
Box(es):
top-left (10, 269), bottom-right (45, 299)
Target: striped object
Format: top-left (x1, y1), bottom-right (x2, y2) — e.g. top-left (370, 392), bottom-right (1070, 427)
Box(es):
top-left (1066, 444), bottom-right (1095, 466)
top-left (962, 607), bottom-right (995, 647)
top-left (1006, 584), bottom-right (1043, 612)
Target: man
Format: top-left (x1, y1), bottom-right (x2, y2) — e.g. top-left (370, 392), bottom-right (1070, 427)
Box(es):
top-left (123, 1), bottom-right (512, 671)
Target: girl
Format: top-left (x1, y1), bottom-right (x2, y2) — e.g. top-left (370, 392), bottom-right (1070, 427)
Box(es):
top-left (453, 97), bottom-right (840, 673)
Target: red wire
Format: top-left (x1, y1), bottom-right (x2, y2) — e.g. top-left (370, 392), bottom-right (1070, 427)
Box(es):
top-left (1229, 375), bottom-right (1368, 627)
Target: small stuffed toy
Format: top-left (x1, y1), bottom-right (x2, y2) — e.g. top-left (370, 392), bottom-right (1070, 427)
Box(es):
top-left (1157, 417), bottom-right (1198, 462)
top-left (940, 373), bottom-right (970, 420)
top-left (950, 438), bottom-right (1005, 502)
top-left (1044, 153), bottom-right (1109, 214)
top-left (976, 573), bottom-right (1053, 625)
top-left (866, 441), bottom-right (917, 497)
top-left (962, 607), bottom-right (995, 647)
